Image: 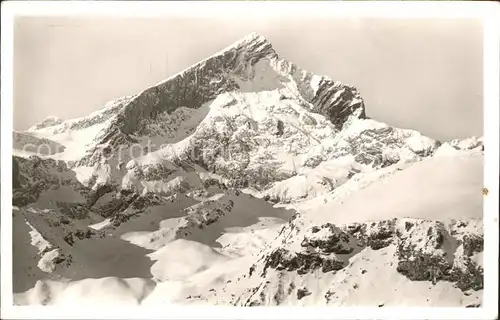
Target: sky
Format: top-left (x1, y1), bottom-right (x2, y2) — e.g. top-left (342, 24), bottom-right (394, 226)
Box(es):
top-left (13, 16), bottom-right (483, 141)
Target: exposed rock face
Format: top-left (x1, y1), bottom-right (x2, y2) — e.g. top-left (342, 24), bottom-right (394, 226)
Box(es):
top-left (28, 116), bottom-right (64, 131)
top-left (262, 247), bottom-right (346, 276)
top-left (345, 126), bottom-right (438, 167)
top-left (13, 131), bottom-right (66, 155)
top-left (394, 219), bottom-right (484, 292)
top-left (28, 96), bottom-right (134, 134)
top-left (310, 80), bottom-right (365, 129)
top-left (450, 136), bottom-right (483, 151)
top-left (115, 35), bottom-right (275, 135)
top-left (14, 206), bottom-right (106, 280)
top-left (343, 220), bottom-right (396, 250)
top-left (302, 224), bottom-right (355, 254)
top-left (12, 155), bottom-right (89, 208)
top-left (75, 33), bottom-right (367, 169)
top-left (13, 155), bottom-right (168, 222)
top-left (227, 217), bottom-right (483, 306)
top-left (296, 287), bottom-right (311, 300)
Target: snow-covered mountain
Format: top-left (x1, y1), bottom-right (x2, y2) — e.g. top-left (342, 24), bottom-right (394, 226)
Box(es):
top-left (12, 33), bottom-right (484, 307)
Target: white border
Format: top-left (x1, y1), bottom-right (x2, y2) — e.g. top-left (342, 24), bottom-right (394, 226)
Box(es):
top-left (0, 0), bottom-right (498, 18)
top-left (482, 6), bottom-right (500, 316)
top-left (1, 0), bottom-right (15, 313)
top-left (1, 1), bottom-right (499, 319)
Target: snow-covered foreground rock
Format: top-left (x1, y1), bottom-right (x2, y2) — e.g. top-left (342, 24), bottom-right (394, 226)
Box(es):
top-left (11, 33), bottom-right (484, 307)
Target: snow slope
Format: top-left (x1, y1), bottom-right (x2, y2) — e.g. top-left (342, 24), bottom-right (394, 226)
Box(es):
top-left (13, 150), bottom-right (484, 306)
top-left (295, 149), bottom-right (483, 226)
top-left (180, 149), bottom-right (484, 307)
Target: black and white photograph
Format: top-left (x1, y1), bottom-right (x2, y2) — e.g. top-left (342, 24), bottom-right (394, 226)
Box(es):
top-left (1, 1), bottom-right (499, 319)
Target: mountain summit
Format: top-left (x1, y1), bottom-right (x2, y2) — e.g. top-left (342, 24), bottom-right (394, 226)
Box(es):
top-left (12, 33), bottom-right (483, 307)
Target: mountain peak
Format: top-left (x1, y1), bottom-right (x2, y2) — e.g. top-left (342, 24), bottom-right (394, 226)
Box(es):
top-left (211, 32), bottom-right (276, 62)
top-left (70, 32), bottom-right (367, 167)
top-left (240, 32), bottom-right (269, 44)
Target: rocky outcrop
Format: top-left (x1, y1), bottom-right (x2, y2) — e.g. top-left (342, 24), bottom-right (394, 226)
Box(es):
top-left (28, 116), bottom-right (64, 131)
top-left (450, 136), bottom-right (483, 151)
top-left (16, 207), bottom-right (106, 277)
top-left (28, 96), bottom-right (134, 134)
top-left (240, 217), bottom-right (483, 306)
top-left (176, 198), bottom-right (235, 236)
top-left (12, 156), bottom-right (89, 209)
top-left (345, 125), bottom-right (440, 168)
top-left (12, 155), bottom-right (156, 222)
top-left (262, 247), bottom-right (346, 276)
top-left (13, 131), bottom-right (66, 155)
